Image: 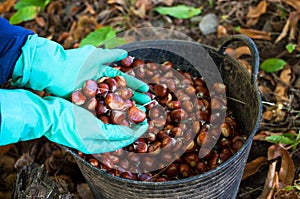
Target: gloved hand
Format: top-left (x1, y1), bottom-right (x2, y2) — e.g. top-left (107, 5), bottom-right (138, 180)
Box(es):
top-left (11, 34), bottom-right (149, 100)
top-left (0, 89), bottom-right (148, 154)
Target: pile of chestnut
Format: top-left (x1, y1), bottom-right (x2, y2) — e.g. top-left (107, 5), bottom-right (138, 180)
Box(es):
top-left (71, 75), bottom-right (146, 126)
top-left (71, 56), bottom-right (247, 182)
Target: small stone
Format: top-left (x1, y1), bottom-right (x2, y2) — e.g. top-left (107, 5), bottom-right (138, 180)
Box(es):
top-left (199, 13), bottom-right (219, 35)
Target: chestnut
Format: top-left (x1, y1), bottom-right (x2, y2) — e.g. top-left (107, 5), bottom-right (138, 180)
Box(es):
top-left (164, 163), bottom-right (178, 178)
top-left (95, 101), bottom-right (109, 116)
top-left (141, 156), bottom-right (156, 172)
top-left (85, 97), bottom-right (97, 111)
top-left (170, 109), bottom-right (188, 123)
top-left (179, 163), bottom-right (191, 178)
top-left (98, 115), bottom-right (111, 124)
top-left (128, 106), bottom-right (146, 123)
top-left (115, 88), bottom-right (133, 100)
top-left (120, 171), bottom-right (137, 180)
top-left (133, 139), bottom-right (148, 153)
top-left (71, 90), bottom-right (86, 105)
top-left (114, 76), bottom-right (127, 88)
top-left (104, 78), bottom-right (118, 92)
top-left (121, 56), bottom-right (134, 67)
top-left (110, 110), bottom-right (126, 125)
top-left (183, 153), bottom-right (199, 167)
top-left (104, 93), bottom-right (125, 110)
top-left (161, 61), bottom-right (173, 72)
top-left (153, 84), bottom-right (167, 97)
top-left (220, 122), bottom-right (232, 137)
top-left (89, 158), bottom-right (99, 167)
top-left (97, 82), bottom-right (109, 97)
top-left (181, 100), bottom-right (194, 113)
top-left (82, 79), bottom-right (98, 97)
top-left (132, 59), bottom-right (145, 68)
top-left (138, 173), bottom-right (152, 181)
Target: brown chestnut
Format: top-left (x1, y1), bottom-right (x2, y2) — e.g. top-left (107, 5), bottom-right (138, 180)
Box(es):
top-left (121, 56), bottom-right (134, 67)
top-left (71, 90), bottom-right (86, 105)
top-left (170, 109), bottom-right (188, 123)
top-left (114, 76), bottom-right (127, 87)
top-left (110, 110), bottom-right (126, 125)
top-left (83, 79), bottom-right (98, 97)
top-left (104, 93), bottom-right (125, 110)
top-left (128, 106), bottom-right (146, 123)
top-left (153, 84), bottom-right (167, 97)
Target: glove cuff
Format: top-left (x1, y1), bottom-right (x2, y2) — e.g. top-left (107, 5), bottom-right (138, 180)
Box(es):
top-left (11, 34), bottom-right (38, 88)
top-left (0, 90), bottom-right (25, 144)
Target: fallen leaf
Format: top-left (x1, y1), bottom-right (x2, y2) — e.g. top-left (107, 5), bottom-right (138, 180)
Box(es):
top-left (247, 0), bottom-right (267, 19)
top-left (217, 25), bottom-right (228, 38)
top-left (157, 0), bottom-right (173, 6)
top-left (35, 16), bottom-right (46, 27)
top-left (242, 156), bottom-right (268, 180)
top-left (246, 0), bottom-right (267, 26)
top-left (262, 109), bottom-right (275, 121)
top-left (225, 46), bottom-right (251, 59)
top-left (107, 0), bottom-right (125, 5)
top-left (0, 0), bottom-right (15, 14)
top-left (275, 12), bottom-right (300, 43)
top-left (131, 3), bottom-right (146, 19)
top-left (84, 2), bottom-right (95, 15)
top-left (135, 0), bottom-right (153, 11)
top-left (238, 28), bottom-right (271, 40)
top-left (283, 0), bottom-right (300, 11)
top-left (274, 65), bottom-right (292, 102)
top-left (258, 157), bottom-right (277, 199)
top-left (259, 145), bottom-right (296, 198)
top-left (279, 146), bottom-right (295, 187)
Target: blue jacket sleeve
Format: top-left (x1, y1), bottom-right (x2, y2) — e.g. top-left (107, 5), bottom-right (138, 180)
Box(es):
top-left (0, 17), bottom-right (33, 85)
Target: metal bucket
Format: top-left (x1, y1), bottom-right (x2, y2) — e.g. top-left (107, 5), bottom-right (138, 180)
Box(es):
top-left (66, 35), bottom-right (262, 199)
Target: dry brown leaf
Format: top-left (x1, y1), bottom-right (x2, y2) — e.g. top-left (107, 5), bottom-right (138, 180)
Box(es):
top-left (275, 12), bottom-right (300, 43)
top-left (131, 3), bottom-right (146, 19)
top-left (258, 157), bottom-right (277, 199)
top-left (35, 17), bottom-right (46, 27)
top-left (283, 0), bottom-right (300, 11)
top-left (217, 25), bottom-right (228, 38)
top-left (0, 0), bottom-right (15, 14)
top-left (279, 147), bottom-right (295, 187)
top-left (157, 0), bottom-right (173, 6)
top-left (238, 28), bottom-right (271, 40)
top-left (262, 109), bottom-right (275, 121)
top-left (247, 0), bottom-right (267, 19)
top-left (135, 0), bottom-right (153, 11)
top-left (225, 46), bottom-right (251, 59)
top-left (107, 0), bottom-right (126, 5)
top-left (254, 131), bottom-right (272, 141)
top-left (274, 66), bottom-right (292, 102)
top-left (242, 156), bottom-right (268, 180)
top-left (246, 0), bottom-right (267, 26)
top-left (84, 2), bottom-right (96, 15)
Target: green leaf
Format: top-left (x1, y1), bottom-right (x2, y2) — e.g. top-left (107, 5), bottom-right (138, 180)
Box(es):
top-left (286, 43), bottom-right (296, 53)
top-left (265, 135), bottom-right (294, 145)
top-left (9, 6), bottom-right (39, 24)
top-left (260, 58), bottom-right (286, 72)
top-left (104, 37), bottom-right (126, 49)
top-left (154, 5), bottom-right (202, 19)
top-left (15, 0), bottom-right (51, 10)
top-left (79, 26), bottom-right (117, 48)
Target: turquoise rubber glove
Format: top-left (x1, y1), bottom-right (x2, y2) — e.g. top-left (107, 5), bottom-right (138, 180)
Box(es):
top-left (0, 89), bottom-right (148, 154)
top-left (12, 34), bottom-right (149, 103)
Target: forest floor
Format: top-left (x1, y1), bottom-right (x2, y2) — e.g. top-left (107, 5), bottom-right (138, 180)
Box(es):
top-left (1, 0), bottom-right (300, 198)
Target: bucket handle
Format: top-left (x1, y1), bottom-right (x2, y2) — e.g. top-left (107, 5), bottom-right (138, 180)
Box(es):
top-left (218, 34), bottom-right (259, 85)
